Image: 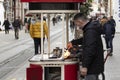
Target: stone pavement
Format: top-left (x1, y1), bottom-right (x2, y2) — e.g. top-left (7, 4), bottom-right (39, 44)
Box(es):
top-left (103, 33), bottom-right (120, 80)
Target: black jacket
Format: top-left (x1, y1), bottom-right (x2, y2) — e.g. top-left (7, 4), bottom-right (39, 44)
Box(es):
top-left (103, 21), bottom-right (115, 38)
top-left (71, 21), bottom-right (104, 74)
top-left (3, 20), bottom-right (10, 29)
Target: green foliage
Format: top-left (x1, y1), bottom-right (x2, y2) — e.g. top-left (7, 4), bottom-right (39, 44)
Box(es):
top-left (80, 2), bottom-right (93, 16)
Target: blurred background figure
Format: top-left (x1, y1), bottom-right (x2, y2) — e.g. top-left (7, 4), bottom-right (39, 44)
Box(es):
top-left (103, 17), bottom-right (116, 56)
top-left (13, 17), bottom-right (21, 39)
top-left (2, 18), bottom-right (10, 34)
top-left (52, 17), bottom-right (56, 26)
top-left (109, 16), bottom-right (116, 28)
top-left (27, 18), bottom-right (31, 32)
top-left (70, 19), bottom-right (75, 33)
top-left (24, 17), bottom-right (29, 33)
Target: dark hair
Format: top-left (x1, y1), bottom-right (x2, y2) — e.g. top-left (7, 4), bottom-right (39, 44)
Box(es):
top-left (103, 16), bottom-right (107, 19)
top-left (73, 13), bottom-right (88, 21)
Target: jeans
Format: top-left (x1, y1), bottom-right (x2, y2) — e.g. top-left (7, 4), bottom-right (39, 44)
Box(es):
top-left (85, 74), bottom-right (98, 80)
top-left (33, 38), bottom-right (45, 55)
top-left (5, 29), bottom-right (9, 34)
top-left (105, 36), bottom-right (113, 53)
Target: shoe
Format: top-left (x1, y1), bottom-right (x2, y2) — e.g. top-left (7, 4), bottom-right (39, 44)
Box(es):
top-left (15, 37), bottom-right (19, 39)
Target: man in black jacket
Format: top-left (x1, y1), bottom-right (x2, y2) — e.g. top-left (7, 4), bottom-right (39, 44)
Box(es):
top-left (103, 18), bottom-right (115, 56)
top-left (3, 18), bottom-right (10, 34)
top-left (13, 17), bottom-right (21, 39)
top-left (67, 13), bottom-right (104, 80)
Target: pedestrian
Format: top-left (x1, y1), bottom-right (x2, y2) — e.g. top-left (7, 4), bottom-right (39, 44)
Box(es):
top-left (24, 17), bottom-right (28, 33)
top-left (29, 17), bottom-right (48, 55)
top-left (109, 16), bottom-right (116, 27)
top-left (67, 13), bottom-right (104, 80)
top-left (52, 17), bottom-right (56, 26)
top-left (28, 18), bottom-right (31, 32)
top-left (70, 20), bottom-right (75, 33)
top-left (13, 17), bottom-right (21, 39)
top-left (2, 18), bottom-right (10, 34)
top-left (103, 18), bottom-right (115, 56)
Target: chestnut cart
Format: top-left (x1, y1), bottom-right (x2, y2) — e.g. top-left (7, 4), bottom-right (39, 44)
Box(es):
top-left (20, 0), bottom-right (86, 80)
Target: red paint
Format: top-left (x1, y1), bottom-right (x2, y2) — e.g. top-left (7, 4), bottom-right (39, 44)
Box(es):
top-left (65, 64), bottom-right (79, 80)
top-left (21, 0), bottom-right (86, 2)
top-left (27, 63), bottom-right (79, 80)
top-left (27, 64), bottom-right (43, 80)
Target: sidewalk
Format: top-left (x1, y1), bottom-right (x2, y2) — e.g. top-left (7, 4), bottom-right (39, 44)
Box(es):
top-left (103, 33), bottom-right (120, 80)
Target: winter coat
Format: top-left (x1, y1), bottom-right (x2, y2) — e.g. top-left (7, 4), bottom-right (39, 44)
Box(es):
top-left (3, 20), bottom-right (10, 29)
top-left (103, 21), bottom-right (115, 38)
top-left (71, 21), bottom-right (104, 74)
top-left (109, 19), bottom-right (116, 27)
top-left (30, 21), bottom-right (48, 38)
top-left (13, 19), bottom-right (21, 27)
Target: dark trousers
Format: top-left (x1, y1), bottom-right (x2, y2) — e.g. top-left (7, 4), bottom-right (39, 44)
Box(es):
top-left (105, 36), bottom-right (113, 53)
top-left (5, 29), bottom-right (9, 34)
top-left (14, 27), bottom-right (19, 39)
top-left (33, 38), bottom-right (45, 55)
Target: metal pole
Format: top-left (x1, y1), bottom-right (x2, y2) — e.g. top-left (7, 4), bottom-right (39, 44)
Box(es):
top-left (41, 13), bottom-right (44, 60)
top-left (48, 14), bottom-right (50, 58)
top-left (62, 14), bottom-right (65, 53)
top-left (66, 14), bottom-right (69, 47)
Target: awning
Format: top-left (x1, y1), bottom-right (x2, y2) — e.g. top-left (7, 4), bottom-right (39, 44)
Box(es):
top-left (21, 0), bottom-right (86, 3)
top-left (25, 13), bottom-right (33, 17)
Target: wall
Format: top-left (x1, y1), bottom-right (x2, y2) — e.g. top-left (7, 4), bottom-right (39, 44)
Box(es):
top-left (0, 0), bottom-right (5, 30)
top-left (113, 0), bottom-right (120, 32)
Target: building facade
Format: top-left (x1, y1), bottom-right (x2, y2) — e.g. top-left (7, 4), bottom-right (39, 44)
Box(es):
top-left (0, 0), bottom-right (4, 30)
top-left (112, 0), bottom-right (120, 32)
top-left (3, 0), bottom-right (28, 24)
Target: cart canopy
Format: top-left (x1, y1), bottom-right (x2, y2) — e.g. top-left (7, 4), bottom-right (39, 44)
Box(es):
top-left (21, 0), bottom-right (86, 3)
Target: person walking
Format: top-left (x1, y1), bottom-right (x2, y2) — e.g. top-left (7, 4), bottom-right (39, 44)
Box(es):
top-left (109, 16), bottom-right (116, 28)
top-left (67, 13), bottom-right (104, 80)
top-left (24, 18), bottom-right (29, 33)
top-left (28, 18), bottom-right (31, 32)
top-left (103, 18), bottom-right (115, 56)
top-left (13, 17), bottom-right (21, 39)
top-left (52, 17), bottom-right (56, 26)
top-left (29, 17), bottom-right (48, 55)
top-left (70, 20), bottom-right (75, 33)
top-left (2, 18), bottom-right (10, 34)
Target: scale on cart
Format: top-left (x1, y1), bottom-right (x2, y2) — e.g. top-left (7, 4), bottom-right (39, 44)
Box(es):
top-left (21, 0), bottom-right (85, 80)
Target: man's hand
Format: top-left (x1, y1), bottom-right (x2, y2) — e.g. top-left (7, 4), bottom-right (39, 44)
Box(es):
top-left (67, 42), bottom-right (73, 49)
top-left (80, 67), bottom-right (88, 76)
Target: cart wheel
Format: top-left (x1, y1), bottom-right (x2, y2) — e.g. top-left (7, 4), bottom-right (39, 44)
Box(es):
top-left (98, 72), bottom-right (105, 80)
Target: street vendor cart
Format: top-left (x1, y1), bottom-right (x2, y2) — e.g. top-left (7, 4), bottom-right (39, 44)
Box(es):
top-left (21, 0), bottom-right (86, 80)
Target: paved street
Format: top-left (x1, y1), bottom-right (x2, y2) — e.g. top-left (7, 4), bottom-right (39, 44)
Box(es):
top-left (0, 23), bottom-right (120, 80)
top-left (104, 33), bottom-right (120, 80)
